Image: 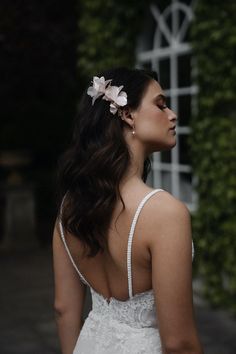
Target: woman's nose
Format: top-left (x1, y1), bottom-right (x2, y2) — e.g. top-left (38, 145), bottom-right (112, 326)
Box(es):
top-left (167, 108), bottom-right (177, 122)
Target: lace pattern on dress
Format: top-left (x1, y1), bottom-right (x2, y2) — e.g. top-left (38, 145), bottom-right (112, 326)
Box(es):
top-left (90, 288), bottom-right (157, 329)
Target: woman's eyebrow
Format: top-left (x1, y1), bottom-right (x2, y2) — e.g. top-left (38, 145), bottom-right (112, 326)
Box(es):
top-left (154, 94), bottom-right (166, 103)
top-left (155, 94), bottom-right (166, 101)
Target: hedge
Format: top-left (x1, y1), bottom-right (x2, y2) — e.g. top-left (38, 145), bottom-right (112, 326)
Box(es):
top-left (190, 1), bottom-right (236, 313)
top-left (77, 0), bottom-right (150, 79)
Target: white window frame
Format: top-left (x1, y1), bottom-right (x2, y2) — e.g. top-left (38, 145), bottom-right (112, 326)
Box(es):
top-left (136, 0), bottom-right (198, 211)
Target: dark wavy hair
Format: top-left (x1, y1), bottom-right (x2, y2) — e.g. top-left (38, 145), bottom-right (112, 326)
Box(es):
top-left (58, 67), bottom-right (157, 256)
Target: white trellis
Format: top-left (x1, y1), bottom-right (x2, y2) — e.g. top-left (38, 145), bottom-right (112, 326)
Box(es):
top-left (137, 0), bottom-right (197, 211)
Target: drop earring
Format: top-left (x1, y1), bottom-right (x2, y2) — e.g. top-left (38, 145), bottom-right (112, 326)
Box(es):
top-left (132, 124), bottom-right (135, 135)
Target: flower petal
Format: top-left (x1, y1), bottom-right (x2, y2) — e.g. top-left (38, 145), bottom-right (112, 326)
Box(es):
top-left (110, 103), bottom-right (118, 115)
top-left (92, 92), bottom-right (103, 105)
top-left (105, 86), bottom-right (119, 101)
top-left (116, 92), bottom-right (127, 106)
top-left (87, 86), bottom-right (96, 97)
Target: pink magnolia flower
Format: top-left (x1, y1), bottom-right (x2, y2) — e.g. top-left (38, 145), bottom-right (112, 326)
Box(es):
top-left (87, 76), bottom-right (111, 105)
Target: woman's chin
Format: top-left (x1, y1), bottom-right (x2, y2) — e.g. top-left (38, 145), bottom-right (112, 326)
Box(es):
top-left (169, 138), bottom-right (177, 148)
top-left (162, 138), bottom-right (177, 150)
top-left (147, 137), bottom-right (177, 153)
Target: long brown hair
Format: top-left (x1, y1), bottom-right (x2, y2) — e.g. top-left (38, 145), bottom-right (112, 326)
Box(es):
top-left (58, 67), bottom-right (157, 256)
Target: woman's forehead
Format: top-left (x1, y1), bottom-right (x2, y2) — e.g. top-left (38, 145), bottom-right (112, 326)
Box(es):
top-left (143, 80), bottom-right (164, 100)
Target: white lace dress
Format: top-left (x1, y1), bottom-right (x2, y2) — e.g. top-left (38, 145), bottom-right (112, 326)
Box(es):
top-left (59, 189), bottom-right (194, 354)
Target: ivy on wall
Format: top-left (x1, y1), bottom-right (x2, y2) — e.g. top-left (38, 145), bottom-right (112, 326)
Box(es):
top-left (190, 1), bottom-right (236, 313)
top-left (77, 0), bottom-right (150, 79)
top-left (68, 0), bottom-right (236, 313)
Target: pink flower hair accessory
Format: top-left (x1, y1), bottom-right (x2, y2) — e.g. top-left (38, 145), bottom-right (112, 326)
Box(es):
top-left (87, 76), bottom-right (128, 115)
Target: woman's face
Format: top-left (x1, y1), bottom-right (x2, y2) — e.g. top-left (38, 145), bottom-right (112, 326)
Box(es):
top-left (133, 79), bottom-right (177, 154)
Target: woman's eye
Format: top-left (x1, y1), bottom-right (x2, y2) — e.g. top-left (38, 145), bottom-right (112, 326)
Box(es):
top-left (157, 104), bottom-right (167, 111)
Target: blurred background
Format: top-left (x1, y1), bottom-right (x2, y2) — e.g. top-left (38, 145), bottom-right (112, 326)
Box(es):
top-left (0, 0), bottom-right (236, 353)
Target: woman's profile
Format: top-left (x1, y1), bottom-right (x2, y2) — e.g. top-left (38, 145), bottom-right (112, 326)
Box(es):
top-left (53, 67), bottom-right (204, 354)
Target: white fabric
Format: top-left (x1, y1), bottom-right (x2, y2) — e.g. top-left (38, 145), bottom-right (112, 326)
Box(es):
top-left (74, 288), bottom-right (162, 354)
top-left (59, 189), bottom-right (194, 354)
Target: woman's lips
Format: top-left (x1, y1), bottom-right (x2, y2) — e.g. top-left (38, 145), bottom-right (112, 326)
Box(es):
top-left (169, 126), bottom-right (176, 134)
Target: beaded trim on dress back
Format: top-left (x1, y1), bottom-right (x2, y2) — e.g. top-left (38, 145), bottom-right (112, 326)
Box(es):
top-left (127, 189), bottom-right (164, 298)
top-left (59, 188), bottom-right (164, 298)
top-left (59, 218), bottom-right (91, 287)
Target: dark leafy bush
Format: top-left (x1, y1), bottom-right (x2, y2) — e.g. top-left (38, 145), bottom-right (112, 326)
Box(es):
top-left (190, 1), bottom-right (236, 313)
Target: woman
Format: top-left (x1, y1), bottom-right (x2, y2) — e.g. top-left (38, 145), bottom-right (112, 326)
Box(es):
top-left (53, 68), bottom-right (203, 354)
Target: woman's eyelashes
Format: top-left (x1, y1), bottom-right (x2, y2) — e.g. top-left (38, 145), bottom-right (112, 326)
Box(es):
top-left (154, 94), bottom-right (168, 110)
top-left (157, 103), bottom-right (167, 111)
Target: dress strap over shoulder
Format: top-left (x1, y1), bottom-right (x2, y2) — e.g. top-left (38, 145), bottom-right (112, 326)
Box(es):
top-left (58, 198), bottom-right (90, 287)
top-left (127, 189), bottom-right (164, 298)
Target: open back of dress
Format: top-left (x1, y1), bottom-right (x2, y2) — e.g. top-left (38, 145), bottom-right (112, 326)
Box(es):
top-left (59, 188), bottom-right (194, 354)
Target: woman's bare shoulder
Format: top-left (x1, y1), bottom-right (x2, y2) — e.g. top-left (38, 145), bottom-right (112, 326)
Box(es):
top-left (151, 189), bottom-right (189, 216)
top-left (144, 190), bottom-right (191, 243)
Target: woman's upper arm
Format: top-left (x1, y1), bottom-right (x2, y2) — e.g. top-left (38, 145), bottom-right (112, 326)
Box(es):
top-left (53, 220), bottom-right (86, 316)
top-left (148, 194), bottom-right (200, 350)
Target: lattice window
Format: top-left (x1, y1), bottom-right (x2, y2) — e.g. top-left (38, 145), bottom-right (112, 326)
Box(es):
top-left (137, 0), bottom-right (197, 211)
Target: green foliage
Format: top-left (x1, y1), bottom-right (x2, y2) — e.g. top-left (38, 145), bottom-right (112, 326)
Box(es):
top-left (78, 0), bottom-right (150, 79)
top-left (190, 1), bottom-right (236, 313)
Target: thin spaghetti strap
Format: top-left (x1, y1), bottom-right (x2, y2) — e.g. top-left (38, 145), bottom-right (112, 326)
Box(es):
top-left (127, 189), bottom-right (164, 298)
top-left (58, 199), bottom-right (90, 287)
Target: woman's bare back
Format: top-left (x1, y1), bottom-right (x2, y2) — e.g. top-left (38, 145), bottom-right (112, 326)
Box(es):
top-left (60, 184), bottom-right (164, 301)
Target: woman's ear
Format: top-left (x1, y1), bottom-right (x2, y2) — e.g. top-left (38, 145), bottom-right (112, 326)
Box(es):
top-left (120, 107), bottom-right (135, 129)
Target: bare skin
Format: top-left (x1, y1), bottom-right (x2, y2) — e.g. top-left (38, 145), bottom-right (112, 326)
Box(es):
top-left (53, 80), bottom-right (204, 354)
